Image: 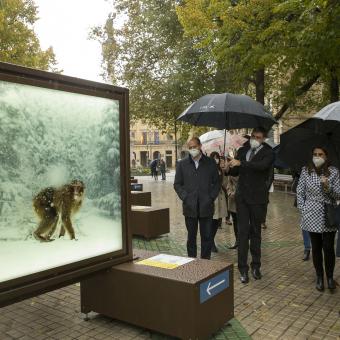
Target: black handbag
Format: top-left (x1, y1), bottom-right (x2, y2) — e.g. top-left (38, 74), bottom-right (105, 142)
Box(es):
top-left (325, 203), bottom-right (338, 228)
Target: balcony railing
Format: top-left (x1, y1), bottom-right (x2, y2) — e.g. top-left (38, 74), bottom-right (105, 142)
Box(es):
top-left (131, 140), bottom-right (176, 146)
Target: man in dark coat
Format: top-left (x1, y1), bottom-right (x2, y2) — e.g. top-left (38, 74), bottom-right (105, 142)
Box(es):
top-left (150, 159), bottom-right (158, 180)
top-left (174, 137), bottom-right (220, 259)
top-left (228, 127), bottom-right (274, 283)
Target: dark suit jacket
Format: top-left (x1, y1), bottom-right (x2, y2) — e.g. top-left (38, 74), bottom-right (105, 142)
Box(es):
top-left (229, 143), bottom-right (274, 205)
top-left (174, 154), bottom-right (220, 218)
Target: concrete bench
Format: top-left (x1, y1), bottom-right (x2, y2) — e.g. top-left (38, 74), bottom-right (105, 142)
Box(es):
top-left (273, 174), bottom-right (293, 192)
top-left (130, 191), bottom-right (152, 206)
top-left (131, 206), bottom-right (169, 239)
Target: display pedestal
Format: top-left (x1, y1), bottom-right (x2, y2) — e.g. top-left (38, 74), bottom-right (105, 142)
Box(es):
top-left (131, 206), bottom-right (169, 239)
top-left (81, 249), bottom-right (234, 340)
top-left (130, 191), bottom-right (152, 206)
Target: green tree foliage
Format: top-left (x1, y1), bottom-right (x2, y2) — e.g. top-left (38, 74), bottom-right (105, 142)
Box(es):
top-left (177, 0), bottom-right (340, 118)
top-left (0, 0), bottom-right (57, 70)
top-left (269, 0), bottom-right (340, 117)
top-left (91, 0), bottom-right (215, 139)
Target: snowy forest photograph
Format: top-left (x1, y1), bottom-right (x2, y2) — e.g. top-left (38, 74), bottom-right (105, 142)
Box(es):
top-left (0, 79), bottom-right (122, 284)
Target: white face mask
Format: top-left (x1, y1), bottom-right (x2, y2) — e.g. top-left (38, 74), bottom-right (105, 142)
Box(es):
top-left (313, 156), bottom-right (325, 168)
top-left (189, 148), bottom-right (200, 158)
top-left (250, 138), bottom-right (261, 149)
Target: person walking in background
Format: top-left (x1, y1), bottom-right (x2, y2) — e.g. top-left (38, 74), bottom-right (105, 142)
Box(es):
top-left (160, 159), bottom-right (166, 181)
top-left (227, 127), bottom-right (274, 284)
top-left (150, 159), bottom-right (159, 181)
top-left (302, 229), bottom-right (312, 261)
top-left (174, 137), bottom-right (220, 260)
top-left (210, 152), bottom-right (228, 253)
top-left (297, 146), bottom-right (340, 291)
top-left (149, 159), bottom-right (154, 179)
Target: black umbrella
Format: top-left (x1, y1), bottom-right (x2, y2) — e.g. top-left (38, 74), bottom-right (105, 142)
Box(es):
top-left (278, 101), bottom-right (340, 171)
top-left (177, 93), bottom-right (277, 130)
top-left (272, 145), bottom-right (289, 169)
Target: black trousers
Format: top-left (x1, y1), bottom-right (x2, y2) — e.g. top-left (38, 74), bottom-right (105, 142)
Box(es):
top-left (236, 198), bottom-right (265, 273)
top-left (185, 216), bottom-right (212, 259)
top-left (229, 211), bottom-right (238, 241)
top-left (211, 218), bottom-right (222, 247)
top-left (309, 231), bottom-right (336, 278)
top-left (262, 202), bottom-right (268, 224)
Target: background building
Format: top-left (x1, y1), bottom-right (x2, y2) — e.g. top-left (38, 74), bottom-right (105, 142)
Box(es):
top-left (130, 121), bottom-right (184, 169)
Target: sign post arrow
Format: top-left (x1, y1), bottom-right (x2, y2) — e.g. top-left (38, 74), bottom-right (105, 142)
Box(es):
top-left (207, 279), bottom-right (226, 296)
top-left (200, 270), bottom-right (229, 303)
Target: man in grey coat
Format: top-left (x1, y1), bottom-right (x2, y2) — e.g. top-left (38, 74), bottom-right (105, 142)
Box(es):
top-left (174, 137), bottom-right (220, 259)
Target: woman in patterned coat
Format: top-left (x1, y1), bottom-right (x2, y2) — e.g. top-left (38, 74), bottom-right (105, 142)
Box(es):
top-left (297, 146), bottom-right (340, 291)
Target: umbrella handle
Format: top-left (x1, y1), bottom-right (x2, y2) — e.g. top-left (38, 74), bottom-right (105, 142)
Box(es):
top-left (223, 124), bottom-right (227, 156)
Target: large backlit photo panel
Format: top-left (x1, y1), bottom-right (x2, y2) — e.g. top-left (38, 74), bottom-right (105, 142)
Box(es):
top-left (0, 79), bottom-right (123, 284)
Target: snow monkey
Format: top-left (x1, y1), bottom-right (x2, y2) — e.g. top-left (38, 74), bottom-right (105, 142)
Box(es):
top-left (33, 180), bottom-right (85, 242)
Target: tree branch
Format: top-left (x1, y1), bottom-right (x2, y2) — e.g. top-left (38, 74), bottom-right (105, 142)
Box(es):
top-left (274, 74), bottom-right (320, 120)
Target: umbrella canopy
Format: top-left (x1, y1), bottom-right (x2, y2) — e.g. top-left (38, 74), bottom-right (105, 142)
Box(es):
top-left (177, 93), bottom-right (277, 130)
top-left (199, 132), bottom-right (247, 157)
top-left (199, 130), bottom-right (225, 143)
top-left (314, 101), bottom-right (340, 120)
top-left (278, 101), bottom-right (340, 171)
top-left (272, 145), bottom-right (289, 169)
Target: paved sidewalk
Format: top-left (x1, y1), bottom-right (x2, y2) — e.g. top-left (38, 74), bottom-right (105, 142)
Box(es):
top-left (1, 175), bottom-right (340, 339)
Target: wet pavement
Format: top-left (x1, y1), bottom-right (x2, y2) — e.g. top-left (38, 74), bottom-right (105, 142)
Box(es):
top-left (1, 172), bottom-right (340, 339)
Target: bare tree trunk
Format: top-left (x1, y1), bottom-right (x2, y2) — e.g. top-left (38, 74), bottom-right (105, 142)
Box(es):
top-left (174, 118), bottom-right (178, 163)
top-left (329, 69), bottom-right (339, 103)
top-left (255, 67), bottom-right (265, 105)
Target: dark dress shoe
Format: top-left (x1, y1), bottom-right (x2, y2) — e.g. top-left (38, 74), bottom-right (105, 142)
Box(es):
top-left (303, 250), bottom-right (310, 261)
top-left (240, 272), bottom-right (249, 284)
top-left (316, 276), bottom-right (324, 291)
top-left (228, 242), bottom-right (238, 249)
top-left (327, 277), bottom-right (336, 290)
top-left (252, 268), bottom-right (262, 280)
top-left (211, 244), bottom-right (218, 253)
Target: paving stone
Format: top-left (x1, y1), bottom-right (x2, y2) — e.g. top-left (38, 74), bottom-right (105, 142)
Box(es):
top-left (2, 174), bottom-right (340, 339)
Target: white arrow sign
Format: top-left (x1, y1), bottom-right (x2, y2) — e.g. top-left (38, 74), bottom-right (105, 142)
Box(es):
top-left (207, 279), bottom-right (226, 296)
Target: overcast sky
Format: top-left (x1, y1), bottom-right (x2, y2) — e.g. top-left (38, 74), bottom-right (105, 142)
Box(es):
top-left (34, 0), bottom-right (112, 83)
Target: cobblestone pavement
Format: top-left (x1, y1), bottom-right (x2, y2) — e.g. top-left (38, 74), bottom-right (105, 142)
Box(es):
top-left (2, 173), bottom-right (340, 339)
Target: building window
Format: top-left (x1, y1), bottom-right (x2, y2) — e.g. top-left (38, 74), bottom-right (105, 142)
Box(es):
top-left (130, 131), bottom-right (135, 140)
top-left (142, 132), bottom-right (147, 145)
top-left (166, 150), bottom-right (172, 155)
top-left (167, 134), bottom-right (174, 141)
top-left (154, 131), bottom-right (160, 144)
